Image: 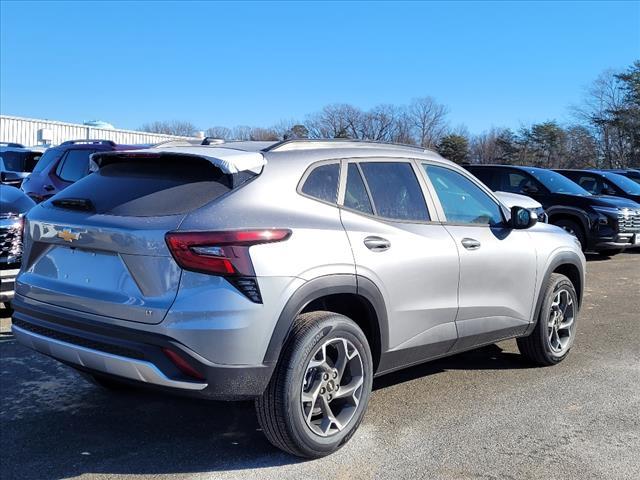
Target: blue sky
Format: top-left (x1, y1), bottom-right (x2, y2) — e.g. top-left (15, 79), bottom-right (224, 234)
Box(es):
top-left (1, 1), bottom-right (639, 134)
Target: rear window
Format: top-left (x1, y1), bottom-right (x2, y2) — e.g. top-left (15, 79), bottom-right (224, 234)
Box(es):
top-left (48, 158), bottom-right (246, 217)
top-left (301, 163), bottom-right (340, 203)
top-left (0, 151), bottom-right (40, 172)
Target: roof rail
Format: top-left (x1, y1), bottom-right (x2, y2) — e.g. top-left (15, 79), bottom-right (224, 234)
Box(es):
top-left (0, 142), bottom-right (26, 148)
top-left (264, 138), bottom-right (435, 154)
top-left (60, 139), bottom-right (116, 146)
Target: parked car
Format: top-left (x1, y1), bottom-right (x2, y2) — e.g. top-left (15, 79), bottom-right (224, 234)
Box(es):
top-left (465, 165), bottom-right (640, 254)
top-left (20, 139), bottom-right (148, 203)
top-left (607, 168), bottom-right (640, 185)
top-left (0, 143), bottom-right (45, 187)
top-left (1, 186), bottom-right (35, 310)
top-left (494, 191), bottom-right (548, 223)
top-left (554, 169), bottom-right (640, 204)
top-left (13, 139), bottom-right (585, 458)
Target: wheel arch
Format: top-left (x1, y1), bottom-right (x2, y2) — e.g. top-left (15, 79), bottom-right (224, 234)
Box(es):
top-left (546, 207), bottom-right (591, 234)
top-left (263, 274), bottom-right (388, 373)
top-left (525, 251), bottom-right (585, 336)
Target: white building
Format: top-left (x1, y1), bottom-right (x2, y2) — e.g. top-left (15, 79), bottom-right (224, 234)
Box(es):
top-left (0, 115), bottom-right (198, 147)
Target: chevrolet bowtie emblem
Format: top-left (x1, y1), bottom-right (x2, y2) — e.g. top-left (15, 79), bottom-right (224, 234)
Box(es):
top-left (57, 229), bottom-right (80, 242)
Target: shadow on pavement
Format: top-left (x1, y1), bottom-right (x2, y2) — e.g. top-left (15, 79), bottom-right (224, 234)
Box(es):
top-left (373, 343), bottom-right (530, 391)
top-left (0, 340), bottom-right (533, 480)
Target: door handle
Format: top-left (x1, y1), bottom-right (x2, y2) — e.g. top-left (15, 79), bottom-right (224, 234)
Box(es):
top-left (461, 238), bottom-right (481, 250)
top-left (44, 184), bottom-right (55, 192)
top-left (364, 236), bottom-right (391, 252)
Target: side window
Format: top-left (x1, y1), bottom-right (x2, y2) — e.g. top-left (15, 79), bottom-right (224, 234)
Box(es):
top-left (31, 149), bottom-right (62, 174)
top-left (468, 168), bottom-right (498, 190)
top-left (576, 175), bottom-right (599, 194)
top-left (344, 163), bottom-right (373, 214)
top-left (423, 164), bottom-right (504, 226)
top-left (359, 162), bottom-right (430, 221)
top-left (301, 163), bottom-right (340, 203)
top-left (502, 170), bottom-right (542, 194)
top-left (56, 149), bottom-right (95, 182)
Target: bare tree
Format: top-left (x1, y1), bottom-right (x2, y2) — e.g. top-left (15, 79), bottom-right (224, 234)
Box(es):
top-left (249, 127), bottom-right (280, 141)
top-left (139, 120), bottom-right (197, 136)
top-left (306, 104), bottom-right (363, 139)
top-left (407, 97), bottom-right (449, 148)
top-left (205, 126), bottom-right (232, 140)
top-left (231, 125), bottom-right (252, 141)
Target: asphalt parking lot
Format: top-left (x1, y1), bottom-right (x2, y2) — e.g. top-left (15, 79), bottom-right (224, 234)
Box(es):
top-left (1, 251), bottom-right (639, 480)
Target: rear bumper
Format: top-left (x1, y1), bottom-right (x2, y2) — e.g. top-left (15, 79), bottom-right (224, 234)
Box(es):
top-left (11, 295), bottom-right (275, 400)
top-left (0, 267), bottom-right (19, 303)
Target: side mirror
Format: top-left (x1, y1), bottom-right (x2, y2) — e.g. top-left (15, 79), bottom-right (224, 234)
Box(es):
top-left (522, 185), bottom-right (539, 195)
top-left (603, 188), bottom-right (617, 196)
top-left (511, 206), bottom-right (538, 229)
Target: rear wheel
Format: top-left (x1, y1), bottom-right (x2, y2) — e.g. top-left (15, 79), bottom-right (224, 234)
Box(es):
top-left (553, 219), bottom-right (586, 251)
top-left (517, 273), bottom-right (578, 366)
top-left (255, 311), bottom-right (373, 458)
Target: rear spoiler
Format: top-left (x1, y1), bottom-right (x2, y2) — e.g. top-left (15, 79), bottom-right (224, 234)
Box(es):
top-left (90, 147), bottom-right (266, 175)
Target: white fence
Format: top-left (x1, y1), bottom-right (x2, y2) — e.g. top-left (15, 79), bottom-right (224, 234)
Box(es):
top-left (0, 115), bottom-right (196, 147)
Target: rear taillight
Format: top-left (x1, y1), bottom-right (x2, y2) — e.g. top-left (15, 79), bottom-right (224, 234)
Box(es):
top-left (165, 229), bottom-right (291, 302)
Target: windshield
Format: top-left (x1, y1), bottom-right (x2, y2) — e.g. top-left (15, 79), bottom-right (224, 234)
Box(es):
top-left (528, 169), bottom-right (591, 195)
top-left (604, 172), bottom-right (640, 195)
top-left (0, 151), bottom-right (28, 172)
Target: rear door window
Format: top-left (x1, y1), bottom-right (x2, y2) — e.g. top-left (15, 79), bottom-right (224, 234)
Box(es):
top-left (344, 163), bottom-right (373, 215)
top-left (301, 163), bottom-right (340, 203)
top-left (359, 162), bottom-right (430, 221)
top-left (56, 149), bottom-right (95, 182)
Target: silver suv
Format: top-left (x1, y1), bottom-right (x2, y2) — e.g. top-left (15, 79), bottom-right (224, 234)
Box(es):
top-left (12, 139), bottom-right (585, 458)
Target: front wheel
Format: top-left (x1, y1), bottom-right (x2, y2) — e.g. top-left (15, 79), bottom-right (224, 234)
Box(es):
top-left (553, 219), bottom-right (586, 251)
top-left (517, 273), bottom-right (578, 366)
top-left (255, 311), bottom-right (373, 458)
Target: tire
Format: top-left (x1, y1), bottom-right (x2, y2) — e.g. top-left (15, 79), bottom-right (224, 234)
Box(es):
top-left (517, 273), bottom-right (578, 366)
top-left (255, 311), bottom-right (373, 458)
top-left (553, 219), bottom-right (586, 251)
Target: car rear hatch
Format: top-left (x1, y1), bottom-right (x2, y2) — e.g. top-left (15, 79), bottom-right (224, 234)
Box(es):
top-left (17, 150), bottom-right (263, 324)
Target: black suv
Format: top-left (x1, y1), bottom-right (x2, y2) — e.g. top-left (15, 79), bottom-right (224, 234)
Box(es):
top-left (465, 165), bottom-right (640, 254)
top-left (555, 169), bottom-right (640, 204)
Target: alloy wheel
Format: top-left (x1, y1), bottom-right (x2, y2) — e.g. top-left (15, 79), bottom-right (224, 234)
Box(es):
top-left (300, 337), bottom-right (364, 437)
top-left (547, 288), bottom-right (576, 354)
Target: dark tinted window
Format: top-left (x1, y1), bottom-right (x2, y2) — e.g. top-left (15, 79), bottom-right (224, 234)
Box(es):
top-left (301, 163), bottom-right (340, 203)
top-left (0, 151), bottom-right (28, 171)
top-left (344, 163), bottom-right (373, 214)
top-left (50, 159), bottom-right (234, 216)
top-left (424, 164), bottom-right (503, 226)
top-left (467, 168), bottom-right (498, 190)
top-left (573, 174), bottom-right (600, 194)
top-left (502, 170), bottom-right (542, 194)
top-left (56, 149), bottom-right (95, 182)
top-left (32, 149), bottom-right (62, 173)
top-left (360, 162), bottom-right (429, 221)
